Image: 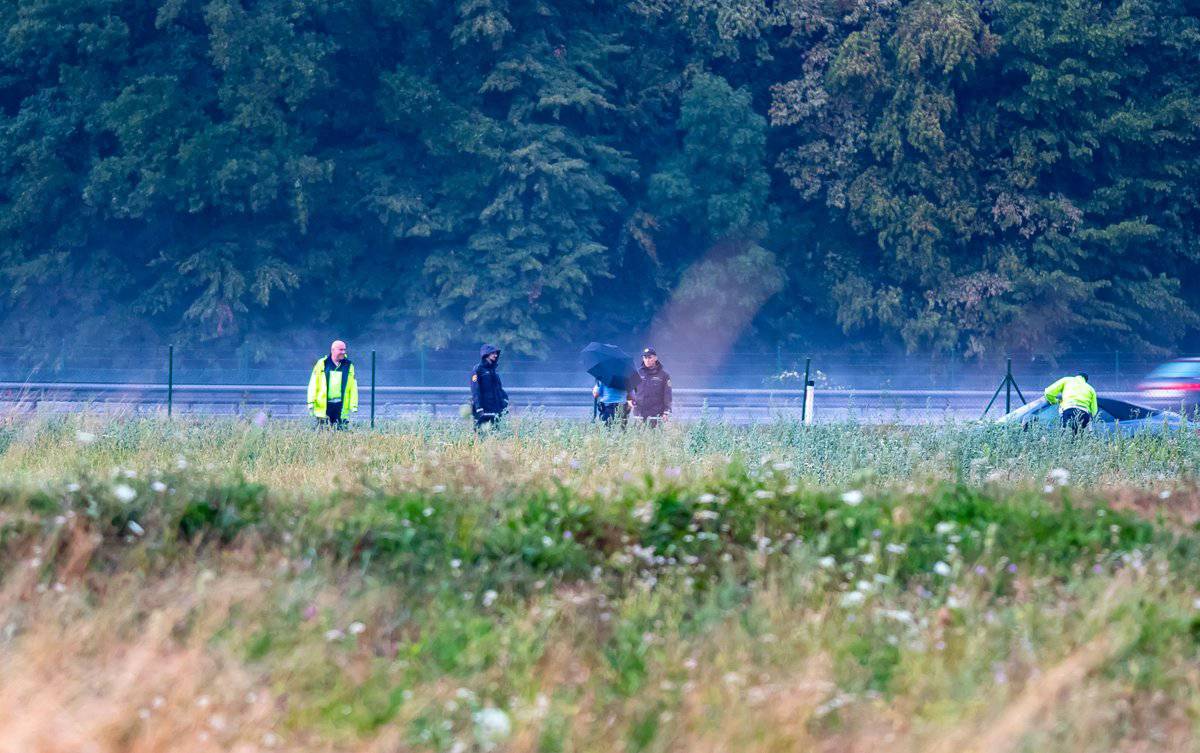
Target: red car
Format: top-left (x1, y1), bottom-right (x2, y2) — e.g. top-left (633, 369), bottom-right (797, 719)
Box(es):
top-left (1137, 357), bottom-right (1200, 414)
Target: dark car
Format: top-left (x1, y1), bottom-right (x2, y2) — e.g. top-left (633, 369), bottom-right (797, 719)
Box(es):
top-left (998, 397), bottom-right (1186, 436)
top-left (1137, 357), bottom-right (1200, 414)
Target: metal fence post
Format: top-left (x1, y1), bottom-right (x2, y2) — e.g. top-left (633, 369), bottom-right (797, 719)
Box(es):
top-left (370, 349), bottom-right (377, 429)
top-left (1005, 357), bottom-right (1013, 414)
top-left (167, 344), bottom-right (174, 418)
top-left (419, 348), bottom-right (426, 386)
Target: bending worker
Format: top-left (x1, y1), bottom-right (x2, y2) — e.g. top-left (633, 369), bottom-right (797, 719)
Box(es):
top-left (308, 340), bottom-right (357, 429)
top-left (1043, 372), bottom-right (1097, 434)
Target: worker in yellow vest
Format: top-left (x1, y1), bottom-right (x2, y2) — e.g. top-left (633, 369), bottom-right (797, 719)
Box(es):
top-left (307, 340), bottom-right (358, 429)
top-left (1044, 372), bottom-right (1098, 435)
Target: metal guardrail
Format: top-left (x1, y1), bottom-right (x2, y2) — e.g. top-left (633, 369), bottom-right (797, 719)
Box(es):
top-left (0, 381), bottom-right (1147, 422)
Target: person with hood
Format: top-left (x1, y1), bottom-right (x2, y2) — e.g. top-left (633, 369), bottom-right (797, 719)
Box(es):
top-left (1044, 372), bottom-right (1098, 434)
top-left (630, 347), bottom-right (671, 426)
top-left (307, 339), bottom-right (357, 429)
top-left (471, 344), bottom-right (509, 428)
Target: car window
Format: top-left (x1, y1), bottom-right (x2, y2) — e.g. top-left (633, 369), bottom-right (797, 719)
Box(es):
top-left (1149, 360), bottom-right (1200, 379)
top-left (1098, 399), bottom-right (1157, 421)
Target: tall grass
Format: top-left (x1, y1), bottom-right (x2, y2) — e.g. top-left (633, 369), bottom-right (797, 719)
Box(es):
top-left (0, 415), bottom-right (1198, 752)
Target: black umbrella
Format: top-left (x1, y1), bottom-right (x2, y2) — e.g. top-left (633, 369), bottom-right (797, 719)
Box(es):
top-left (580, 342), bottom-right (640, 391)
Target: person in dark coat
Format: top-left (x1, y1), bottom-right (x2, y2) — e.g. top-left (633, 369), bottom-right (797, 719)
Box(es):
top-left (471, 344), bottom-right (509, 428)
top-left (630, 347), bottom-right (671, 426)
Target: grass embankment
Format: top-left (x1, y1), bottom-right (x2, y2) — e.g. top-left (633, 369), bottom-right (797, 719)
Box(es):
top-left (1, 416), bottom-right (1199, 752)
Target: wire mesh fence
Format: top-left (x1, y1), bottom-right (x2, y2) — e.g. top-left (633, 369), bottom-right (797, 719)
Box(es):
top-left (0, 344), bottom-right (1173, 392)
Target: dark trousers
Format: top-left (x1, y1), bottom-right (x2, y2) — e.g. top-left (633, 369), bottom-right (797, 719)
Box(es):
top-left (598, 402), bottom-right (628, 428)
top-left (1061, 407), bottom-right (1091, 434)
top-left (475, 412), bottom-right (500, 430)
top-left (322, 400), bottom-right (347, 429)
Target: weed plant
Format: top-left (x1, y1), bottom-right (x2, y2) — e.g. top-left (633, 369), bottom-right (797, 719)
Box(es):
top-left (0, 415), bottom-right (1198, 752)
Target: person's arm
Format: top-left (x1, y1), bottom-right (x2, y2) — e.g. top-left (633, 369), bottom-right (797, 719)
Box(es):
top-left (1088, 387), bottom-right (1098, 416)
top-left (664, 372), bottom-right (673, 415)
top-left (498, 373), bottom-right (509, 412)
top-left (1044, 378), bottom-right (1066, 405)
top-left (346, 364), bottom-right (358, 412)
top-left (307, 359), bottom-right (321, 411)
top-left (470, 369), bottom-right (482, 415)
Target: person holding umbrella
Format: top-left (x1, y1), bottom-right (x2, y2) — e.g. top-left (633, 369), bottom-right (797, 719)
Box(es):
top-left (580, 342), bottom-right (640, 428)
top-left (592, 379), bottom-right (629, 427)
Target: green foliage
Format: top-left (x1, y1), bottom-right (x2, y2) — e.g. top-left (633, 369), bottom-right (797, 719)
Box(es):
top-left (0, 0), bottom-right (1198, 355)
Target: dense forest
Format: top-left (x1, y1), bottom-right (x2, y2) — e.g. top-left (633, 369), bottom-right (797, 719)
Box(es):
top-left (1, 0), bottom-right (1198, 358)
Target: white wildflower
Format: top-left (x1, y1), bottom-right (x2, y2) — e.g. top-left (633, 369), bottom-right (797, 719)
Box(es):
top-left (1048, 468), bottom-right (1070, 485)
top-left (482, 589), bottom-right (498, 607)
top-left (885, 543), bottom-right (907, 555)
top-left (934, 521), bottom-right (955, 535)
top-left (697, 493), bottom-right (717, 504)
top-left (348, 622), bottom-right (365, 635)
top-left (151, 481), bottom-right (167, 493)
top-left (753, 489), bottom-right (775, 500)
top-left (126, 520), bottom-right (145, 537)
top-left (933, 561), bottom-right (952, 577)
top-left (113, 484), bottom-right (137, 503)
top-left (818, 555), bottom-right (837, 569)
top-left (841, 490), bottom-right (863, 506)
top-left (473, 707), bottom-right (512, 750)
top-left (879, 609), bottom-right (915, 626)
top-left (840, 590), bottom-right (866, 607)
top-left (1043, 484), bottom-right (1055, 494)
top-left (324, 629), bottom-right (345, 642)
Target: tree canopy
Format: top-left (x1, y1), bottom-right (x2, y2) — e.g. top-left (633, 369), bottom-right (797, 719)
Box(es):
top-left (2, 0), bottom-right (1197, 358)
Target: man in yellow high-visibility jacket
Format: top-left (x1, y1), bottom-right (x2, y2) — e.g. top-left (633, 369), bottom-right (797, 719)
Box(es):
top-left (307, 340), bottom-right (358, 428)
top-left (1044, 372), bottom-right (1098, 434)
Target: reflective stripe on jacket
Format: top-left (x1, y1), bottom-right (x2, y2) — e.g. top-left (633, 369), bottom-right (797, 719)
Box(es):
top-left (1044, 376), bottom-right (1097, 416)
top-left (308, 356), bottom-right (358, 417)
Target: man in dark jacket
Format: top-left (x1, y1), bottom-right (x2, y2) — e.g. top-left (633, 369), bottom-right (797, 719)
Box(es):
top-left (630, 347), bottom-right (671, 426)
top-left (470, 344), bottom-right (509, 428)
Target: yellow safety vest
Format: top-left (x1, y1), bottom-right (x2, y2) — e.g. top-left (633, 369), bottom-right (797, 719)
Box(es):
top-left (307, 356), bottom-right (358, 417)
top-left (1044, 376), bottom-right (1098, 416)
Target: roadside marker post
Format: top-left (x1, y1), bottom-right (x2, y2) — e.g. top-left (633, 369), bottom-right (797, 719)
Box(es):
top-left (801, 357), bottom-right (813, 425)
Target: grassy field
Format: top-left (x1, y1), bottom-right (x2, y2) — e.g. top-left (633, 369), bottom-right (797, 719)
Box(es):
top-left (1, 415), bottom-right (1199, 753)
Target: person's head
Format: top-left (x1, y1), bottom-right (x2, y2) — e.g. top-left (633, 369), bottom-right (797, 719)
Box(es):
top-left (1078, 372), bottom-right (1089, 382)
top-left (480, 344), bottom-right (501, 365)
top-left (330, 340), bottom-right (347, 362)
top-left (641, 347), bottom-right (658, 368)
